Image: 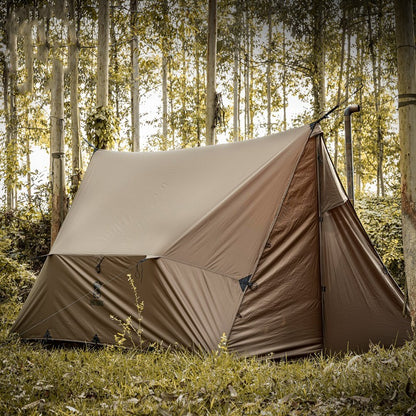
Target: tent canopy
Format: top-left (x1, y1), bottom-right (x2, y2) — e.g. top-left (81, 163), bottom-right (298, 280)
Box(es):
top-left (12, 125), bottom-right (411, 358)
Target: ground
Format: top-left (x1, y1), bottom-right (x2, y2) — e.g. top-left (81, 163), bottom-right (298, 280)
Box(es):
top-left (1, 299), bottom-right (416, 415)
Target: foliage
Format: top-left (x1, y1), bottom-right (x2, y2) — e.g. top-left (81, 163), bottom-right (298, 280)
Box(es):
top-left (0, 250), bottom-right (35, 305)
top-left (0, 207), bottom-right (50, 274)
top-left (1, 294), bottom-right (416, 415)
top-left (355, 195), bottom-right (405, 289)
top-left (86, 106), bottom-right (118, 150)
top-left (110, 274), bottom-right (144, 348)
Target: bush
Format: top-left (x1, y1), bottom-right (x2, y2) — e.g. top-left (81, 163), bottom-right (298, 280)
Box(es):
top-left (0, 253), bottom-right (35, 304)
top-left (0, 208), bottom-right (50, 273)
top-left (355, 196), bottom-right (405, 289)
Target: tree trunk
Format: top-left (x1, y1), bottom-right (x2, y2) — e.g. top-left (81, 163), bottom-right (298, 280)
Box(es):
top-left (26, 134), bottom-right (31, 205)
top-left (162, 53), bottom-right (168, 141)
top-left (68, 0), bottom-right (81, 195)
top-left (8, 10), bottom-right (18, 210)
top-left (244, 8), bottom-right (250, 140)
top-left (50, 59), bottom-right (66, 246)
top-left (162, 0), bottom-right (168, 143)
top-left (233, 0), bottom-right (241, 142)
top-left (97, 0), bottom-right (109, 109)
top-left (206, 0), bottom-right (217, 145)
top-left (395, 0), bottom-right (416, 330)
top-left (282, 23), bottom-right (287, 131)
top-left (195, 44), bottom-right (201, 146)
top-left (266, 8), bottom-right (272, 135)
top-left (311, 0), bottom-right (325, 120)
top-left (334, 7), bottom-right (346, 171)
top-left (19, 19), bottom-right (33, 94)
top-left (2, 52), bottom-right (12, 209)
top-left (169, 57), bottom-right (175, 147)
top-left (110, 0), bottom-right (120, 149)
top-left (249, 21), bottom-right (254, 139)
top-left (367, 2), bottom-right (384, 197)
top-left (356, 32), bottom-right (364, 195)
top-left (181, 17), bottom-right (187, 147)
top-left (131, 0), bottom-right (140, 152)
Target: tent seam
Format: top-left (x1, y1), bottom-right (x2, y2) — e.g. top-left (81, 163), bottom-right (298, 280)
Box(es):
top-left (157, 256), bottom-right (239, 282)
top-left (226, 126), bottom-right (322, 343)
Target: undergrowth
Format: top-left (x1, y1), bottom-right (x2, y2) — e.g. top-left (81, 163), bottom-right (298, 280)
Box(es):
top-left (1, 298), bottom-right (416, 415)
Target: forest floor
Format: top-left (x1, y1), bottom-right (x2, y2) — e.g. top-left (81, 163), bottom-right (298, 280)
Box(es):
top-left (1, 300), bottom-right (416, 415)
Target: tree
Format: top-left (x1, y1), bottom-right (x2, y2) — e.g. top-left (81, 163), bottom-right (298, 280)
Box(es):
top-left (131, 0), bottom-right (140, 152)
top-left (206, 0), bottom-right (217, 145)
top-left (68, 0), bottom-right (82, 194)
top-left (97, 0), bottom-right (110, 110)
top-left (7, 7), bottom-right (18, 210)
top-left (395, 0), bottom-right (416, 330)
top-left (50, 59), bottom-right (66, 246)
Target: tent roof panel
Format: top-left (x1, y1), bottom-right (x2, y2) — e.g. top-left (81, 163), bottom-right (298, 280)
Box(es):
top-left (51, 125), bottom-right (321, 257)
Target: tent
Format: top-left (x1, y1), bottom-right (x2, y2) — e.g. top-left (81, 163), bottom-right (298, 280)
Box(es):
top-left (11, 125), bottom-right (411, 358)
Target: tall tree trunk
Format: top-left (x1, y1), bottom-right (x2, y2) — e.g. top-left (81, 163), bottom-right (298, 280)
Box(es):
top-left (68, 0), bottom-right (81, 195)
top-left (377, 45), bottom-right (384, 196)
top-left (206, 0), bottom-right (217, 145)
top-left (19, 19), bottom-right (33, 94)
top-left (195, 44), bottom-right (201, 146)
top-left (8, 10), bottom-right (18, 210)
top-left (110, 0), bottom-right (121, 149)
top-left (233, 0), bottom-right (240, 142)
top-left (162, 54), bottom-right (168, 141)
top-left (162, 0), bottom-right (168, 144)
top-left (26, 133), bottom-right (31, 205)
top-left (181, 18), bottom-right (187, 147)
top-left (131, 0), bottom-right (140, 152)
top-left (282, 23), bottom-right (287, 131)
top-left (367, 2), bottom-right (384, 197)
top-left (334, 7), bottom-right (346, 171)
top-left (249, 20), bottom-right (254, 139)
top-left (356, 30), bottom-right (364, 195)
top-left (97, 0), bottom-right (109, 109)
top-left (169, 57), bottom-right (175, 148)
top-left (266, 8), bottom-right (272, 135)
top-left (244, 7), bottom-right (250, 140)
top-left (395, 0), bottom-right (416, 330)
top-left (50, 59), bottom-right (66, 246)
top-left (311, 0), bottom-right (325, 120)
top-left (2, 52), bottom-right (11, 209)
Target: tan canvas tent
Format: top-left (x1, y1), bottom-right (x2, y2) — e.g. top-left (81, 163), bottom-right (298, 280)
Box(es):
top-left (11, 125), bottom-right (411, 358)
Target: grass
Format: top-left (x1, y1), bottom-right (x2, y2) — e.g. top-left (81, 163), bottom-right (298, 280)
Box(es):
top-left (1, 300), bottom-right (416, 415)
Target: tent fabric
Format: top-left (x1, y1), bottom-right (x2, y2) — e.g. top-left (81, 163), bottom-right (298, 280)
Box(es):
top-left (321, 203), bottom-right (410, 352)
top-left (228, 137), bottom-right (322, 358)
top-left (11, 125), bottom-right (411, 357)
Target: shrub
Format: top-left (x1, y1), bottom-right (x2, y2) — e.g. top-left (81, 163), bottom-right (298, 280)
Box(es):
top-left (355, 196), bottom-right (405, 289)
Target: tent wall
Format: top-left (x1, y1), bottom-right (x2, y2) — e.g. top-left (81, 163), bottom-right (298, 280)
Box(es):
top-left (11, 255), bottom-right (144, 344)
top-left (321, 203), bottom-right (411, 352)
top-left (138, 258), bottom-right (242, 351)
top-left (228, 138), bottom-right (323, 358)
top-left (318, 139), bottom-right (411, 352)
top-left (12, 255), bottom-right (243, 350)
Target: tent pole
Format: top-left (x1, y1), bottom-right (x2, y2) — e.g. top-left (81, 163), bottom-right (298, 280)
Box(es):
top-left (344, 104), bottom-right (360, 206)
top-left (316, 135), bottom-right (325, 351)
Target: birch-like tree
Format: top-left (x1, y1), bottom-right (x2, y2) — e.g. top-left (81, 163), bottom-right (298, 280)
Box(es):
top-left (395, 0), bottom-right (416, 330)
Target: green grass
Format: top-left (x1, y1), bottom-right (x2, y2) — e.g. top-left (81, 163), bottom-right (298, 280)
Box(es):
top-left (1, 301), bottom-right (416, 415)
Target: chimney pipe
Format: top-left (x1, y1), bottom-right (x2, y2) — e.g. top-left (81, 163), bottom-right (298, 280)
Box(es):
top-left (344, 104), bottom-right (360, 206)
